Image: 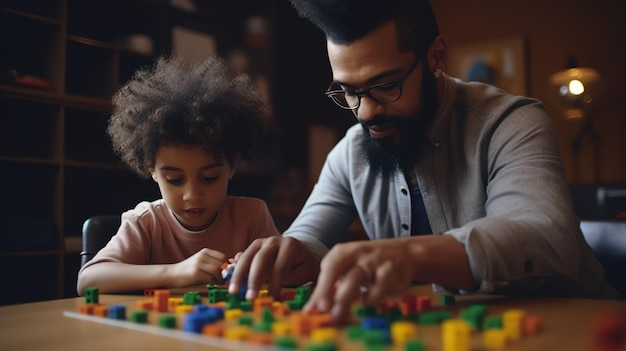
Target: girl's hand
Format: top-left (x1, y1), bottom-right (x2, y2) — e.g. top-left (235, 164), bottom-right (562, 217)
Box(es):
top-left (166, 248), bottom-right (227, 287)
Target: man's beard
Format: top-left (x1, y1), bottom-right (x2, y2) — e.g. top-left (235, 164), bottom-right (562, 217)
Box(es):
top-left (360, 65), bottom-right (438, 179)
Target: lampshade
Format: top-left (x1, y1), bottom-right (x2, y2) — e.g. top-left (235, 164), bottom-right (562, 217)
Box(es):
top-left (549, 57), bottom-right (600, 120)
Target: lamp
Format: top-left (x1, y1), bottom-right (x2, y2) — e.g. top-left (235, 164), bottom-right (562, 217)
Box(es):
top-left (549, 56), bottom-right (602, 182)
top-left (550, 56), bottom-right (600, 120)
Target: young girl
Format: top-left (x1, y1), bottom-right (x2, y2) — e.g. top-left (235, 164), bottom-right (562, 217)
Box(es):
top-left (77, 56), bottom-right (279, 295)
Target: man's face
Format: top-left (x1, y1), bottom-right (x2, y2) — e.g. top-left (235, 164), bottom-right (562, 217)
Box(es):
top-left (327, 21), bottom-right (438, 178)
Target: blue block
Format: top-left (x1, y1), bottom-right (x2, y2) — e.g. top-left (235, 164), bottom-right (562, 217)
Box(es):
top-left (362, 316), bottom-right (390, 330)
top-left (108, 304), bottom-right (126, 320)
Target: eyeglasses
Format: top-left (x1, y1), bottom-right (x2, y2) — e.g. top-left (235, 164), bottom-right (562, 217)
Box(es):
top-left (325, 58), bottom-right (421, 110)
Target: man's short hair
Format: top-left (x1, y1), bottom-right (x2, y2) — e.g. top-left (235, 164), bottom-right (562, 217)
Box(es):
top-left (289, 0), bottom-right (439, 55)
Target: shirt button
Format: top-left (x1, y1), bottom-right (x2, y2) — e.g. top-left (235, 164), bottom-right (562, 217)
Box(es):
top-left (434, 141), bottom-right (440, 148)
top-left (402, 224), bottom-right (409, 230)
top-left (401, 189), bottom-right (408, 195)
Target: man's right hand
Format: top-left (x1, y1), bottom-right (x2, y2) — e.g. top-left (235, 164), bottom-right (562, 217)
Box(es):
top-left (227, 236), bottom-right (320, 300)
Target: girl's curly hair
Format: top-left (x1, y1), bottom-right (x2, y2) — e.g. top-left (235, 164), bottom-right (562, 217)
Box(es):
top-left (107, 56), bottom-right (266, 178)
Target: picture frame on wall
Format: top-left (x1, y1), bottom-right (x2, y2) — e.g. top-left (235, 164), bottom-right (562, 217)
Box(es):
top-left (446, 36), bottom-right (527, 96)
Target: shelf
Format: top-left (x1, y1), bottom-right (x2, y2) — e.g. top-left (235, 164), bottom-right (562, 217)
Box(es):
top-left (0, 97), bottom-right (61, 159)
top-left (0, 1), bottom-right (63, 21)
top-left (0, 10), bottom-right (63, 93)
top-left (65, 41), bottom-right (116, 98)
top-left (1, 0), bottom-right (279, 304)
top-left (0, 0), bottom-right (167, 303)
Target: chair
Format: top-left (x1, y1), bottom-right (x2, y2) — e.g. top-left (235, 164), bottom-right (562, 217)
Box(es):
top-left (580, 220), bottom-right (626, 299)
top-left (80, 215), bottom-right (121, 267)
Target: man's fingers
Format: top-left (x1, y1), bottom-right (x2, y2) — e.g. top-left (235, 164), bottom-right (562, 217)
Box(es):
top-left (228, 241), bottom-right (260, 294)
top-left (305, 243), bottom-right (364, 314)
top-left (240, 236), bottom-right (284, 300)
top-left (362, 260), bottom-right (394, 305)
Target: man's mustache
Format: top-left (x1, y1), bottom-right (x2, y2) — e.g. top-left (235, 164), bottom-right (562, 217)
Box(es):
top-left (359, 115), bottom-right (405, 127)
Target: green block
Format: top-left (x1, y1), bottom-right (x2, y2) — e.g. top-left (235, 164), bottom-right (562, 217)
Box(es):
top-left (306, 341), bottom-right (336, 351)
top-left (238, 315), bottom-right (254, 326)
top-left (404, 339), bottom-right (425, 351)
top-left (261, 307), bottom-right (275, 323)
top-left (208, 288), bottom-right (228, 303)
top-left (460, 308), bottom-right (484, 330)
top-left (344, 325), bottom-right (364, 340)
top-left (355, 305), bottom-right (378, 318)
top-left (85, 286), bottom-right (99, 304)
top-left (285, 300), bottom-right (302, 311)
top-left (295, 286), bottom-right (311, 303)
top-left (361, 330), bottom-right (386, 345)
top-left (440, 294), bottom-right (456, 305)
top-left (484, 315), bottom-right (503, 329)
top-left (183, 291), bottom-right (202, 305)
top-left (225, 294), bottom-right (239, 309)
top-left (158, 315), bottom-right (176, 328)
top-left (387, 307), bottom-right (404, 322)
top-left (416, 311), bottom-right (453, 325)
top-left (130, 310), bottom-right (148, 323)
top-left (252, 321), bottom-right (273, 332)
top-left (275, 336), bottom-right (298, 349)
top-left (239, 301), bottom-right (253, 311)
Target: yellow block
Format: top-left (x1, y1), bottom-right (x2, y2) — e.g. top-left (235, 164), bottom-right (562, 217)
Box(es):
top-left (391, 321), bottom-right (418, 345)
top-left (224, 325), bottom-right (252, 340)
top-left (175, 304), bottom-right (194, 315)
top-left (168, 297), bottom-right (183, 308)
top-left (225, 309), bottom-right (243, 321)
top-left (310, 327), bottom-right (339, 343)
top-left (503, 309), bottom-right (525, 341)
top-left (272, 321), bottom-right (291, 337)
top-left (442, 318), bottom-right (470, 351)
top-left (484, 329), bottom-right (507, 349)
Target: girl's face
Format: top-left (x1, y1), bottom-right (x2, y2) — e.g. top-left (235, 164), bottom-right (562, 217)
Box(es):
top-left (150, 144), bottom-right (236, 231)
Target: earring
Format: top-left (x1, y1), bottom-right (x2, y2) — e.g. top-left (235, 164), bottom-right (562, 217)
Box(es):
top-left (433, 68), bottom-right (442, 78)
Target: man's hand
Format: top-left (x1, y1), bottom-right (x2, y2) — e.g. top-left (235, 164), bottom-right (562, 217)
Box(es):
top-left (303, 238), bottom-right (417, 323)
top-left (303, 235), bottom-right (476, 323)
top-left (228, 236), bottom-right (320, 300)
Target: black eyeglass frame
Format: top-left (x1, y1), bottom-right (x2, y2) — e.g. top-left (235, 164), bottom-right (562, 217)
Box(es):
top-left (324, 58), bottom-right (421, 110)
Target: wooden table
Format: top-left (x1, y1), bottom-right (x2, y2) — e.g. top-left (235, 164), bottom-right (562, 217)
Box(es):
top-left (1, 285), bottom-right (624, 351)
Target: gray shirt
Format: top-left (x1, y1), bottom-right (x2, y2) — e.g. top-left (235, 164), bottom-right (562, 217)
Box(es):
top-left (284, 74), bottom-right (619, 299)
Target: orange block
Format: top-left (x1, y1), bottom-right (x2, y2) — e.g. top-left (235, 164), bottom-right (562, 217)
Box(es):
top-left (247, 332), bottom-right (274, 345)
top-left (289, 312), bottom-right (312, 337)
top-left (522, 315), bottom-right (542, 335)
top-left (309, 313), bottom-right (332, 329)
top-left (93, 305), bottom-right (108, 317)
top-left (202, 323), bottom-right (225, 337)
top-left (254, 297), bottom-right (275, 317)
top-left (78, 304), bottom-right (97, 315)
top-left (136, 299), bottom-right (153, 310)
top-left (401, 295), bottom-right (418, 316)
top-left (154, 289), bottom-right (171, 312)
top-left (272, 301), bottom-right (290, 317)
top-left (417, 296), bottom-right (431, 312)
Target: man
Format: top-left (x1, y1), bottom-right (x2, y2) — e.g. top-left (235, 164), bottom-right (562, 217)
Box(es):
top-left (229, 0), bottom-right (620, 322)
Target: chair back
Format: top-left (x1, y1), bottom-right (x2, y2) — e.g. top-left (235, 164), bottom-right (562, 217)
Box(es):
top-left (580, 220), bottom-right (626, 299)
top-left (80, 215), bottom-right (121, 267)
